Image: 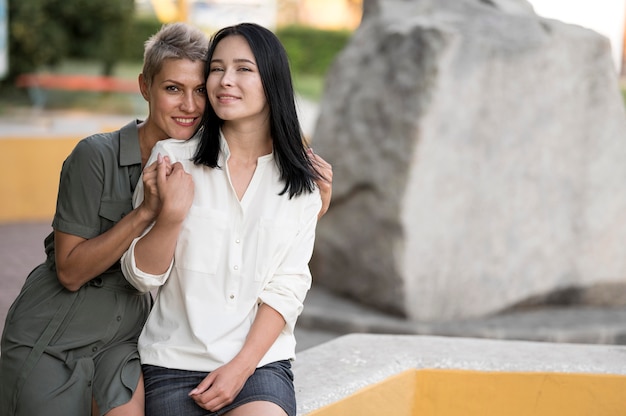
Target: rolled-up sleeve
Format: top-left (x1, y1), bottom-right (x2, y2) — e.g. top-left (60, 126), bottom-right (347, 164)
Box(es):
top-left (258, 190), bottom-right (320, 334)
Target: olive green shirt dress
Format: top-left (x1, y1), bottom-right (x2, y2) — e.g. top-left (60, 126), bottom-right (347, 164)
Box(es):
top-left (0, 120), bottom-right (152, 416)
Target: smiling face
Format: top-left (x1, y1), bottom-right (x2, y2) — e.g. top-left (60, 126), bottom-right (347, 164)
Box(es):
top-left (206, 35), bottom-right (269, 128)
top-left (140, 58), bottom-right (206, 142)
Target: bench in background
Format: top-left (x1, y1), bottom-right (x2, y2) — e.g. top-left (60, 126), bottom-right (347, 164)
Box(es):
top-left (15, 73), bottom-right (140, 109)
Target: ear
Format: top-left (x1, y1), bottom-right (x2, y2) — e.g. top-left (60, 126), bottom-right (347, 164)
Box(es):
top-left (139, 73), bottom-right (150, 102)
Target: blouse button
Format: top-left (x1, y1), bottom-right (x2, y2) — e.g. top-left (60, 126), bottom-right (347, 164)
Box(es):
top-left (233, 265), bottom-right (239, 271)
top-left (229, 294), bottom-right (235, 299)
top-left (235, 239), bottom-right (241, 244)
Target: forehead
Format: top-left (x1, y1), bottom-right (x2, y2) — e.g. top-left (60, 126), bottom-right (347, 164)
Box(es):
top-left (154, 58), bottom-right (205, 82)
top-left (212, 35), bottom-right (254, 60)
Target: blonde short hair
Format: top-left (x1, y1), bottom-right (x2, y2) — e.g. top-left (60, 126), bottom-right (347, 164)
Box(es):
top-left (142, 23), bottom-right (209, 86)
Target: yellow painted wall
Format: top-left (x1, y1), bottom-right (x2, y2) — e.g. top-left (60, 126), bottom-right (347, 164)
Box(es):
top-left (309, 369), bottom-right (626, 416)
top-left (0, 137), bottom-right (80, 222)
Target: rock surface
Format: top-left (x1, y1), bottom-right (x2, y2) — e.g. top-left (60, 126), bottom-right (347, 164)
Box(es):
top-left (310, 0), bottom-right (626, 321)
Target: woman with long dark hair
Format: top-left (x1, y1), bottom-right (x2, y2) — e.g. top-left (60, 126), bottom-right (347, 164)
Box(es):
top-left (122, 23), bottom-right (328, 416)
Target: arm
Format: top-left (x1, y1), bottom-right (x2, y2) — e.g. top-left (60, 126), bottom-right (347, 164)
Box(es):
top-left (125, 154), bottom-right (194, 275)
top-left (188, 303), bottom-right (285, 412)
top-left (55, 143), bottom-right (162, 291)
top-left (190, 192), bottom-right (320, 412)
top-left (55, 206), bottom-right (155, 291)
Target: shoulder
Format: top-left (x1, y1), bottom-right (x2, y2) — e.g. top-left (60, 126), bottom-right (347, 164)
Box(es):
top-left (152, 135), bottom-right (200, 160)
top-left (72, 129), bottom-right (121, 159)
top-left (62, 130), bottom-right (123, 176)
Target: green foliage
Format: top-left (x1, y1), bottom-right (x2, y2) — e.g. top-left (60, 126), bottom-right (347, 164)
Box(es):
top-left (276, 25), bottom-right (352, 77)
top-left (7, 0), bottom-right (66, 78)
top-left (6, 0), bottom-right (136, 80)
top-left (121, 17), bottom-right (164, 62)
top-left (292, 73), bottom-right (325, 102)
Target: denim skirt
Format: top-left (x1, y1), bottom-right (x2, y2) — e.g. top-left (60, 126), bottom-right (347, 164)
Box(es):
top-left (142, 360), bottom-right (296, 416)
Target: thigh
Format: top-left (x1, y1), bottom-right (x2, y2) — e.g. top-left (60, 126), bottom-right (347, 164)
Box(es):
top-left (142, 361), bottom-right (296, 416)
top-left (143, 365), bottom-right (208, 416)
top-left (222, 360), bottom-right (296, 416)
top-left (225, 400), bottom-right (287, 416)
top-left (4, 347), bottom-right (92, 416)
top-left (93, 340), bottom-right (142, 415)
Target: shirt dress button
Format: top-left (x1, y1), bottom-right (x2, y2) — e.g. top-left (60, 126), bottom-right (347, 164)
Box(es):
top-left (233, 265), bottom-right (239, 271)
top-left (116, 316), bottom-right (122, 322)
top-left (92, 346), bottom-right (98, 352)
top-left (229, 294), bottom-right (235, 299)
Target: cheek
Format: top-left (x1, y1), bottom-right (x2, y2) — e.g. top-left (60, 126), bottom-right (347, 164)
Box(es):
top-left (207, 95), bottom-right (219, 110)
top-left (198, 99), bottom-right (207, 113)
top-left (153, 95), bottom-right (178, 116)
top-left (206, 76), bottom-right (219, 91)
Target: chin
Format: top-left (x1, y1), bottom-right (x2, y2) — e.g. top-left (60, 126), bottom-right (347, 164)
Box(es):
top-left (170, 128), bottom-right (198, 140)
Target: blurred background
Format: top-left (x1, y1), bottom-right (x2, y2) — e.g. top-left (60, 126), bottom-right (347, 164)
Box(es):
top-left (1, 0), bottom-right (626, 349)
top-left (1, 1), bottom-right (624, 119)
top-left (0, 0), bottom-right (361, 117)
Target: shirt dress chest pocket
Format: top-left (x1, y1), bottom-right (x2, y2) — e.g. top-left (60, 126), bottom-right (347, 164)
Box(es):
top-left (255, 218), bottom-right (300, 282)
top-left (175, 206), bottom-right (227, 276)
top-left (99, 199), bottom-right (133, 232)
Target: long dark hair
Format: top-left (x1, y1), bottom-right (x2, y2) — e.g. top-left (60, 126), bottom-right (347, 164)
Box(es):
top-left (193, 22), bottom-right (320, 198)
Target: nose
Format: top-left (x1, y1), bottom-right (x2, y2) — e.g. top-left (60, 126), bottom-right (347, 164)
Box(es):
top-left (180, 92), bottom-right (198, 113)
top-left (220, 69), bottom-right (234, 87)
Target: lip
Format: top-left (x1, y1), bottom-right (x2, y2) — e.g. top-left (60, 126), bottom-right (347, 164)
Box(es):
top-left (216, 93), bottom-right (240, 103)
top-left (172, 116), bottom-right (199, 127)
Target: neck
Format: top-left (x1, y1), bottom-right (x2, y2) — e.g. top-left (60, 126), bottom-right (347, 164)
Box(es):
top-left (222, 123), bottom-right (272, 162)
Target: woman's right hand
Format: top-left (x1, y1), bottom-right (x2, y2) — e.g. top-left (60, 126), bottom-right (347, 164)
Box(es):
top-left (141, 157), bottom-right (170, 219)
top-left (156, 154), bottom-right (194, 224)
top-left (129, 154), bottom-right (193, 276)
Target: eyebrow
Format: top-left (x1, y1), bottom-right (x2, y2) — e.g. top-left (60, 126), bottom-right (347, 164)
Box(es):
top-left (159, 79), bottom-right (205, 88)
top-left (210, 58), bottom-right (257, 66)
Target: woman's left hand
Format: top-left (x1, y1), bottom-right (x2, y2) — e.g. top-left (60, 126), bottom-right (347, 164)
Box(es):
top-left (308, 148), bottom-right (333, 219)
top-left (188, 360), bottom-right (253, 412)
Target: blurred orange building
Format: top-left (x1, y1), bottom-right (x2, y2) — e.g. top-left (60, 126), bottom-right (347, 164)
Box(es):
top-left (146, 0), bottom-right (362, 31)
top-left (277, 0), bottom-right (362, 30)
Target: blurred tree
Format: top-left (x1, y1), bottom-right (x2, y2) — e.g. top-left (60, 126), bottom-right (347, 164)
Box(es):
top-left (6, 0), bottom-right (134, 80)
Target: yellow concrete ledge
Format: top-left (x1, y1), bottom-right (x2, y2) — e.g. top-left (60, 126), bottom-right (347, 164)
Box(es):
top-left (0, 137), bottom-right (80, 222)
top-left (308, 368), bottom-right (626, 416)
top-left (293, 334), bottom-right (626, 415)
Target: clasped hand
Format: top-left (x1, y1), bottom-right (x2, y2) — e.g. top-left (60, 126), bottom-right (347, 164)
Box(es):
top-left (142, 153), bottom-right (194, 221)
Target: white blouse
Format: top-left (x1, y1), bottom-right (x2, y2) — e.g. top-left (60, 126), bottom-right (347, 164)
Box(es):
top-left (121, 134), bottom-right (321, 372)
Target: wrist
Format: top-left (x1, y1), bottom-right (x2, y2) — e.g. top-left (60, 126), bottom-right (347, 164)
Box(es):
top-left (155, 207), bottom-right (187, 229)
top-left (135, 203), bottom-right (158, 224)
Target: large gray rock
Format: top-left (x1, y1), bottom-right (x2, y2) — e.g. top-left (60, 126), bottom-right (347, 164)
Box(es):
top-left (310, 0), bottom-right (626, 321)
